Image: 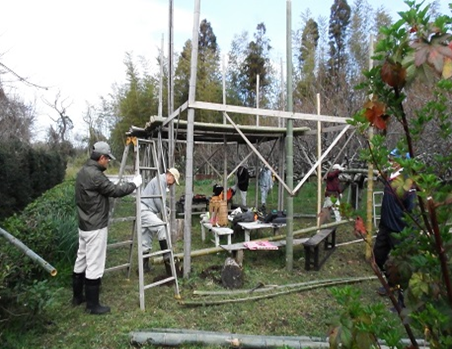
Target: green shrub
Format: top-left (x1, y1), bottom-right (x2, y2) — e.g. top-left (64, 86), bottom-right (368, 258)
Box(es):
top-left (0, 179), bottom-right (77, 332)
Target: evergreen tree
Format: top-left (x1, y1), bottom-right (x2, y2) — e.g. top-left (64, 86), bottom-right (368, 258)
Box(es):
top-left (174, 19), bottom-right (223, 123)
top-left (110, 53), bottom-right (159, 150)
top-left (239, 23), bottom-right (273, 110)
top-left (295, 16), bottom-right (320, 107)
top-left (328, 0), bottom-right (351, 76)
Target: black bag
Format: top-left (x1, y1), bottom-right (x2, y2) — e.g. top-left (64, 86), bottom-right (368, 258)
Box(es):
top-left (263, 210), bottom-right (286, 223)
top-left (232, 211), bottom-right (255, 227)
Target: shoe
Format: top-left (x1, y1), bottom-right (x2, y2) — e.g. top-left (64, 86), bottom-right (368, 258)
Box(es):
top-left (159, 240), bottom-right (173, 277)
top-left (85, 278), bottom-right (110, 315)
top-left (143, 257), bottom-right (153, 273)
top-left (376, 286), bottom-right (388, 296)
top-left (72, 272), bottom-right (86, 306)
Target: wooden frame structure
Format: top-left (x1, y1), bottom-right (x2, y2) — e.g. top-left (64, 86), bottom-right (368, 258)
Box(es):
top-left (127, 0), bottom-right (360, 277)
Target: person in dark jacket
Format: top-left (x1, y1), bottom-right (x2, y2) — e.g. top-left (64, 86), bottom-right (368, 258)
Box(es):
top-left (373, 149), bottom-right (415, 299)
top-left (72, 141), bottom-right (142, 315)
top-left (323, 164), bottom-right (345, 222)
top-left (234, 166), bottom-right (249, 207)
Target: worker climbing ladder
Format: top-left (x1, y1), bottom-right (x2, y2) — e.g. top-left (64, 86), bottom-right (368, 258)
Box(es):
top-left (105, 136), bottom-right (180, 311)
top-left (134, 137), bottom-right (180, 310)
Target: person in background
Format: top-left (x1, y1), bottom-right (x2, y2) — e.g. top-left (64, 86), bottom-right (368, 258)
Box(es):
top-left (234, 165), bottom-right (249, 207)
top-left (73, 141), bottom-right (142, 315)
top-left (373, 149), bottom-right (415, 302)
top-left (323, 164), bottom-right (345, 222)
top-left (258, 166), bottom-right (273, 213)
top-left (140, 168), bottom-right (180, 276)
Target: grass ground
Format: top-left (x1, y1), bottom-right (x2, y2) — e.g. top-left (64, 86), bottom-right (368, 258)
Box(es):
top-left (7, 178), bottom-right (403, 349)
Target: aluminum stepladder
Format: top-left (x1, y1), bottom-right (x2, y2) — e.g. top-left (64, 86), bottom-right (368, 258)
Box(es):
top-left (105, 141), bottom-right (136, 278)
top-left (373, 191), bottom-right (384, 228)
top-left (135, 137), bottom-right (180, 310)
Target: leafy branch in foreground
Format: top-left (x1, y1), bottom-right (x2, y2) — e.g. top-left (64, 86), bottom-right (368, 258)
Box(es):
top-left (346, 1), bottom-right (452, 348)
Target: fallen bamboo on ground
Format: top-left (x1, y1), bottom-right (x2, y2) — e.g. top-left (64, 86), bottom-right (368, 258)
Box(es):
top-left (129, 328), bottom-right (428, 349)
top-left (179, 276), bottom-right (376, 306)
top-left (0, 227), bottom-right (57, 276)
top-left (193, 275), bottom-right (377, 296)
top-left (130, 328), bottom-right (330, 348)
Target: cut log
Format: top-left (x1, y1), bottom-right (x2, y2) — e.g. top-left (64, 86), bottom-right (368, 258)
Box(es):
top-left (221, 257), bottom-right (243, 289)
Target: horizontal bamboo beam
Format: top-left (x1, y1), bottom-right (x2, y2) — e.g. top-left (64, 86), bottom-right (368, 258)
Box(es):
top-left (189, 101), bottom-right (351, 124)
top-left (153, 220), bottom-right (351, 264)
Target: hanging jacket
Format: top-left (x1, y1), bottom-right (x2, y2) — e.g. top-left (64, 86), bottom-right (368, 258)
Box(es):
top-left (237, 166), bottom-right (250, 191)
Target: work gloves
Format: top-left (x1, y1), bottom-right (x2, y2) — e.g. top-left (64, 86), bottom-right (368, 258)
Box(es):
top-left (132, 174), bottom-right (143, 188)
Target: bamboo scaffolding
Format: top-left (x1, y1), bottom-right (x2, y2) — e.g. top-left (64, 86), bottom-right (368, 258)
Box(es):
top-left (0, 227), bottom-right (57, 276)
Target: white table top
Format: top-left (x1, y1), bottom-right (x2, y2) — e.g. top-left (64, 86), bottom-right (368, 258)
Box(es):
top-left (237, 221), bottom-right (286, 230)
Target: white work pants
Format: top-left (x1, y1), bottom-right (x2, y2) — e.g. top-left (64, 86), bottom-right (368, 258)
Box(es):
top-left (141, 209), bottom-right (167, 253)
top-left (323, 196), bottom-right (341, 222)
top-left (260, 187), bottom-right (269, 205)
top-left (73, 227), bottom-right (108, 280)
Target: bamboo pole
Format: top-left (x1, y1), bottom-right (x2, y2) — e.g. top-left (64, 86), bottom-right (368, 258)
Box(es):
top-left (285, 0), bottom-right (294, 273)
top-left (193, 276), bottom-right (377, 296)
top-left (366, 34), bottom-right (375, 260)
top-left (316, 93), bottom-right (322, 227)
top-left (0, 227), bottom-right (57, 276)
top-left (180, 276), bottom-right (377, 306)
top-left (130, 328), bottom-right (428, 349)
top-left (130, 329), bottom-right (331, 348)
top-left (183, 0), bottom-right (201, 277)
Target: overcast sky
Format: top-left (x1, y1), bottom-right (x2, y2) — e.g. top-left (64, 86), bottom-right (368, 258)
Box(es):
top-left (0, 0), bottom-right (447, 141)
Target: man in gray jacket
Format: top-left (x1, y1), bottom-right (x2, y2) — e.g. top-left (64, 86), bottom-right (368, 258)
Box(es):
top-left (141, 168), bottom-right (180, 275)
top-left (73, 141), bottom-right (142, 315)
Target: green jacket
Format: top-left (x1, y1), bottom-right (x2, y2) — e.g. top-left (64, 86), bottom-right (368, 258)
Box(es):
top-left (75, 159), bottom-right (136, 231)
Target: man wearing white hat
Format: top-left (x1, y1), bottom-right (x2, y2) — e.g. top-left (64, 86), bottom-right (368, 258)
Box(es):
top-left (323, 164), bottom-right (345, 222)
top-left (140, 167), bottom-right (180, 275)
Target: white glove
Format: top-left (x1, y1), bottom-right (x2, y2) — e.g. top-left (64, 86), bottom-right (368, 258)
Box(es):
top-left (132, 174), bottom-right (142, 188)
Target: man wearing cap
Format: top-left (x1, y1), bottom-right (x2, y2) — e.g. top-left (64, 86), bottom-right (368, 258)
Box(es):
top-left (323, 164), bottom-right (345, 222)
top-left (373, 149), bottom-right (415, 301)
top-left (140, 168), bottom-right (180, 275)
top-left (73, 141), bottom-right (143, 315)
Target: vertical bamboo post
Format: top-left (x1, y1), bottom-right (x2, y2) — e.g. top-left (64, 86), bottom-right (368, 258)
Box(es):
top-left (365, 34), bottom-right (375, 260)
top-left (183, 0), bottom-right (201, 277)
top-left (256, 74), bottom-right (260, 126)
top-left (316, 93), bottom-right (322, 227)
top-left (285, 0), bottom-right (294, 272)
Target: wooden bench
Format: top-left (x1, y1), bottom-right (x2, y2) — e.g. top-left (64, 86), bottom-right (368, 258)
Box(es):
top-left (201, 221), bottom-right (233, 247)
top-left (303, 228), bottom-right (337, 271)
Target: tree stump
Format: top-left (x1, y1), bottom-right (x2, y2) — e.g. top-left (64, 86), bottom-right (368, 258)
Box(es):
top-left (221, 257), bottom-right (243, 289)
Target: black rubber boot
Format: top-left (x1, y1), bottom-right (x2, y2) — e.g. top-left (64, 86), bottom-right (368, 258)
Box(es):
top-left (143, 257), bottom-right (152, 273)
top-left (85, 278), bottom-right (110, 315)
top-left (72, 272), bottom-right (86, 306)
top-left (159, 240), bottom-right (173, 277)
